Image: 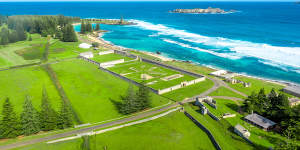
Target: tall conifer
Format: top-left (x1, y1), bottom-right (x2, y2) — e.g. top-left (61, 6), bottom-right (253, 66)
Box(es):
top-left (40, 88), bottom-right (57, 131)
top-left (0, 98), bottom-right (20, 138)
top-left (21, 96), bottom-right (40, 136)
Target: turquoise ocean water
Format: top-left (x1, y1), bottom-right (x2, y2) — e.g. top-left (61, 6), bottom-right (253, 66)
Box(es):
top-left (1, 2), bottom-right (300, 84)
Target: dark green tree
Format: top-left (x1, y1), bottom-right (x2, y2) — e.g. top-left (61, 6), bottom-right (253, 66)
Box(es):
top-left (28, 34), bottom-right (32, 41)
top-left (62, 24), bottom-right (78, 42)
top-left (136, 83), bottom-right (151, 110)
top-left (85, 22), bottom-right (92, 32)
top-left (8, 30), bottom-right (18, 43)
top-left (119, 85), bottom-right (137, 114)
top-left (0, 98), bottom-right (21, 138)
top-left (80, 21), bottom-right (86, 34)
top-left (20, 96), bottom-right (40, 136)
top-left (16, 24), bottom-right (27, 41)
top-left (95, 23), bottom-right (100, 31)
top-left (0, 27), bottom-right (9, 45)
top-left (40, 88), bottom-right (57, 131)
top-left (57, 101), bottom-right (73, 129)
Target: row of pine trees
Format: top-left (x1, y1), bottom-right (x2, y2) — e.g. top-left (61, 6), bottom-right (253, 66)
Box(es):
top-left (0, 88), bottom-right (73, 139)
top-left (80, 21), bottom-right (100, 34)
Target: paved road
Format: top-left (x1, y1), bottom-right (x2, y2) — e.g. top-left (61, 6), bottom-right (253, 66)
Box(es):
top-left (210, 96), bottom-right (243, 101)
top-left (0, 103), bottom-right (179, 150)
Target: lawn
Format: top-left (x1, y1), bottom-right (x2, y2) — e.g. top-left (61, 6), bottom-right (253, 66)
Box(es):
top-left (185, 105), bottom-right (255, 150)
top-left (209, 86), bottom-right (246, 99)
top-left (51, 59), bottom-right (170, 123)
top-left (228, 76), bottom-right (285, 96)
top-left (15, 111), bottom-right (215, 150)
top-left (91, 53), bottom-right (133, 63)
top-left (188, 98), bottom-right (297, 149)
top-left (0, 66), bottom-right (61, 113)
top-left (109, 61), bottom-right (196, 90)
top-left (0, 34), bottom-right (47, 68)
top-left (48, 41), bottom-right (92, 61)
top-left (162, 79), bottom-right (214, 101)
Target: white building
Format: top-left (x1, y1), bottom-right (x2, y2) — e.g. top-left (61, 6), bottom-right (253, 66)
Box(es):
top-left (234, 124), bottom-right (250, 138)
top-left (79, 43), bottom-right (92, 49)
top-left (79, 52), bottom-right (94, 58)
top-left (210, 70), bottom-right (227, 76)
top-left (99, 50), bottom-right (114, 55)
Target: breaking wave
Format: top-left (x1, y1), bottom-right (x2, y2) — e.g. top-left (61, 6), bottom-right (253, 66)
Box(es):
top-left (130, 19), bottom-right (300, 69)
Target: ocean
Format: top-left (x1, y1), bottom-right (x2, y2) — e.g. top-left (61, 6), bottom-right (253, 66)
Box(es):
top-left (1, 2), bottom-right (300, 84)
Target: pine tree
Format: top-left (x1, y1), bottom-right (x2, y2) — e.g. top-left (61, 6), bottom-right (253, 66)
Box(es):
top-left (0, 98), bottom-right (21, 138)
top-left (0, 27), bottom-right (9, 45)
top-left (95, 23), bottom-right (100, 31)
top-left (136, 83), bottom-right (151, 110)
top-left (21, 96), bottom-right (40, 136)
top-left (85, 22), bottom-right (92, 32)
top-left (62, 24), bottom-right (78, 42)
top-left (80, 21), bottom-right (86, 34)
top-left (28, 34), bottom-right (32, 41)
top-left (57, 101), bottom-right (73, 129)
top-left (119, 85), bottom-right (137, 114)
top-left (40, 88), bottom-right (57, 131)
top-left (16, 24), bottom-right (27, 41)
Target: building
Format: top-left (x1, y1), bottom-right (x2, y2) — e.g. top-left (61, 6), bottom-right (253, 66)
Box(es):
top-left (79, 52), bottom-right (94, 58)
top-left (234, 124), bottom-right (250, 138)
top-left (283, 85), bottom-right (300, 97)
top-left (243, 82), bottom-right (251, 88)
top-left (244, 113), bottom-right (276, 131)
top-left (209, 70), bottom-right (227, 76)
top-left (225, 78), bottom-right (238, 84)
top-left (99, 50), bottom-right (114, 55)
top-left (289, 98), bottom-right (300, 106)
top-left (79, 43), bottom-right (92, 49)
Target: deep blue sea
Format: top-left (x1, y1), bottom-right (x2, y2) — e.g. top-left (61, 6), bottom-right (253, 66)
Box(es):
top-left (1, 2), bottom-right (300, 84)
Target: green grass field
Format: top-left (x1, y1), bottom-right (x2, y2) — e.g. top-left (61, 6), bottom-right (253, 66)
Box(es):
top-left (48, 41), bottom-right (92, 61)
top-left (185, 105), bottom-right (255, 150)
top-left (209, 86), bottom-right (246, 99)
top-left (0, 34), bottom-right (46, 68)
top-left (51, 59), bottom-right (169, 123)
top-left (188, 98), bottom-right (297, 149)
top-left (162, 79), bottom-right (214, 101)
top-left (91, 53), bottom-right (133, 63)
top-left (15, 111), bottom-right (215, 150)
top-left (228, 76), bottom-right (285, 96)
top-left (0, 66), bottom-right (61, 113)
top-left (109, 61), bottom-right (196, 90)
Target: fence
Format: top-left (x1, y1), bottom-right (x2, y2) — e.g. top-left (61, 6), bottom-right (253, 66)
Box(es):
top-left (157, 77), bottom-right (205, 95)
top-left (184, 111), bottom-right (222, 150)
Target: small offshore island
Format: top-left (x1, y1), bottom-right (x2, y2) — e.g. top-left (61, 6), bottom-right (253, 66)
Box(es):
top-left (170, 7), bottom-right (236, 14)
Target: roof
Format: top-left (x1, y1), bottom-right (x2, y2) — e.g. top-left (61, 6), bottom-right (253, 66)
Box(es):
top-left (79, 43), bottom-right (92, 49)
top-left (245, 113), bottom-right (276, 129)
top-left (235, 124), bottom-right (248, 133)
top-left (80, 52), bottom-right (93, 56)
top-left (210, 70), bottom-right (227, 75)
top-left (284, 85), bottom-right (300, 94)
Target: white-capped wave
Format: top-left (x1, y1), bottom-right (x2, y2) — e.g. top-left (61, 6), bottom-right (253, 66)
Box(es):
top-left (130, 19), bottom-right (300, 69)
top-left (161, 38), bottom-right (241, 60)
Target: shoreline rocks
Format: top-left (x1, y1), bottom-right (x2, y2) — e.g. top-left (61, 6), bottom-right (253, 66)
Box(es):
top-left (170, 7), bottom-right (236, 14)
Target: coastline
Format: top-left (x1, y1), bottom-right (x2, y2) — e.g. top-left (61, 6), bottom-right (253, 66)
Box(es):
top-left (90, 31), bottom-right (290, 87)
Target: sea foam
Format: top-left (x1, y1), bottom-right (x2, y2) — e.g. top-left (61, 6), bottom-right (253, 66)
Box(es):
top-left (130, 19), bottom-right (300, 69)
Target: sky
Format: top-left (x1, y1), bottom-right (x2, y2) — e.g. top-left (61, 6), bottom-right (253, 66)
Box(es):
top-left (0, 0), bottom-right (298, 2)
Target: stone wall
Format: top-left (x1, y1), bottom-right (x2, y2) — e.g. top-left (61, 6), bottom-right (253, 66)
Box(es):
top-left (158, 78), bottom-right (205, 95)
top-left (184, 111), bottom-right (222, 150)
